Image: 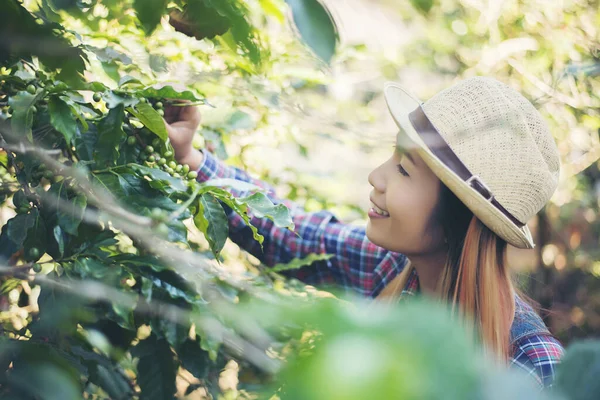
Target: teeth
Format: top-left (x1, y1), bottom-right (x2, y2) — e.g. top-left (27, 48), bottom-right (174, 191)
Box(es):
top-left (371, 202), bottom-right (389, 216)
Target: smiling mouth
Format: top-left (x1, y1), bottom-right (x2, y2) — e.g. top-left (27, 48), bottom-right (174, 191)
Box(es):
top-left (370, 201), bottom-right (390, 217)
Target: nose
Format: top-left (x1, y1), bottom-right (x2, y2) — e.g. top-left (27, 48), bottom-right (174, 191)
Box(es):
top-left (368, 162), bottom-right (386, 193)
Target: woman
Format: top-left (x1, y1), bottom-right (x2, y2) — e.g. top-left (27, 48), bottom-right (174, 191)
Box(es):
top-left (164, 76), bottom-right (564, 388)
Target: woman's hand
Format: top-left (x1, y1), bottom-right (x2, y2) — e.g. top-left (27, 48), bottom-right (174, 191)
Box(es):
top-left (163, 101), bottom-right (204, 171)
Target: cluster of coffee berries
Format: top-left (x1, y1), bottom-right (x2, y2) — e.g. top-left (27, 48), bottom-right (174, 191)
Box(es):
top-left (13, 190), bottom-right (32, 214)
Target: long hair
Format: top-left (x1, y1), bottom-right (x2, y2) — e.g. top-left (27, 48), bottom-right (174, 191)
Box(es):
top-left (376, 184), bottom-right (516, 361)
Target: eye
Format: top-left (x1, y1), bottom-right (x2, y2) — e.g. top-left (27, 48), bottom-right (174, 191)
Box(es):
top-left (396, 164), bottom-right (409, 177)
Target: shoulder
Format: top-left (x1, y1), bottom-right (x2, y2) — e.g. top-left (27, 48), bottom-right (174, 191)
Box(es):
top-left (510, 334), bottom-right (565, 389)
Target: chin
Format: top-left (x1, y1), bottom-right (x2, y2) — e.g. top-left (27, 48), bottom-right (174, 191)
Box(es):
top-left (365, 224), bottom-right (382, 247)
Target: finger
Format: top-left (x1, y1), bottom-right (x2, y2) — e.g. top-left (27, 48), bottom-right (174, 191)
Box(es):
top-left (163, 104), bottom-right (181, 123)
top-left (178, 105), bottom-right (201, 127)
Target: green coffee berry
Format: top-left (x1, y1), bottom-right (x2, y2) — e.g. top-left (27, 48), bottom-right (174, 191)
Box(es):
top-left (127, 136), bottom-right (137, 145)
top-left (92, 92), bottom-right (102, 102)
top-left (158, 157), bottom-right (166, 166)
top-left (26, 84), bottom-right (36, 94)
top-left (155, 222), bottom-right (169, 237)
top-left (151, 207), bottom-right (165, 221)
top-left (157, 109), bottom-right (164, 117)
top-left (168, 161), bottom-right (177, 169)
top-left (155, 101), bottom-right (163, 109)
top-left (187, 171), bottom-right (198, 180)
top-left (27, 247), bottom-right (40, 260)
top-left (32, 263), bottom-right (42, 273)
top-left (140, 97), bottom-right (147, 103)
top-left (148, 155), bottom-right (156, 162)
top-left (145, 145), bottom-right (154, 154)
top-left (43, 170), bottom-right (53, 179)
top-left (165, 167), bottom-right (174, 174)
top-left (164, 150), bottom-right (173, 158)
top-left (182, 164), bottom-right (190, 174)
top-left (30, 105), bottom-right (37, 113)
top-left (172, 172), bottom-right (180, 178)
top-left (175, 164), bottom-right (183, 172)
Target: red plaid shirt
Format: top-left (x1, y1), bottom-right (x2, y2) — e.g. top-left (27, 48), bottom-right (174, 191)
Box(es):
top-left (196, 150), bottom-right (564, 389)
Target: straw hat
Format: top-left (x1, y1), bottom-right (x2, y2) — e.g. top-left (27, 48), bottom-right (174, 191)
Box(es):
top-left (383, 76), bottom-right (560, 249)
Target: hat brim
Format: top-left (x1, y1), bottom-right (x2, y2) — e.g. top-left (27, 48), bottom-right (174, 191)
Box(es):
top-left (383, 82), bottom-right (535, 249)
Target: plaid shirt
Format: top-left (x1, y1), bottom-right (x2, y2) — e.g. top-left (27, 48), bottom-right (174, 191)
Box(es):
top-left (196, 150), bottom-right (564, 389)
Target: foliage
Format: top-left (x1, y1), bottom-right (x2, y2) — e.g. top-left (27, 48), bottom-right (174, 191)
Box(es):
top-left (0, 0), bottom-right (598, 399)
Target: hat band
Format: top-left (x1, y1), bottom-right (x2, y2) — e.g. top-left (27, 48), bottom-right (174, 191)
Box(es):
top-left (408, 106), bottom-right (526, 228)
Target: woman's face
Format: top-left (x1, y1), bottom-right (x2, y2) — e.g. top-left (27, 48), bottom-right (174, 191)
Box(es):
top-left (366, 136), bottom-right (445, 255)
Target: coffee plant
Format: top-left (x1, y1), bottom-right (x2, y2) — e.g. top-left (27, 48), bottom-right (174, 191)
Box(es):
top-left (0, 0), bottom-right (598, 399)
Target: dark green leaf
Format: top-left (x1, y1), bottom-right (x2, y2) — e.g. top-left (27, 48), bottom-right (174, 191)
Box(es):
top-left (8, 362), bottom-right (81, 400)
top-left (94, 104), bottom-right (125, 166)
top-left (5, 213), bottom-right (36, 247)
top-left (195, 193), bottom-right (229, 257)
top-left (178, 340), bottom-right (210, 379)
top-left (48, 96), bottom-right (78, 145)
top-left (48, 181), bottom-right (87, 235)
top-left (134, 0), bottom-right (168, 35)
top-left (131, 335), bottom-right (177, 400)
top-left (286, 0), bottom-right (339, 63)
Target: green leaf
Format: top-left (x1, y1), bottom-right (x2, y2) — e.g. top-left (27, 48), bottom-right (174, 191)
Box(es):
top-left (239, 192), bottom-right (294, 230)
top-left (204, 187), bottom-right (265, 248)
top-left (53, 225), bottom-right (65, 257)
top-left (22, 208), bottom-right (48, 259)
top-left (111, 254), bottom-right (170, 272)
top-left (112, 303), bottom-right (136, 331)
top-left (89, 364), bottom-right (134, 400)
top-left (5, 213), bottom-right (36, 247)
top-left (286, 0), bottom-right (339, 63)
top-left (194, 193), bottom-right (229, 257)
top-left (48, 96), bottom-right (78, 145)
top-left (271, 253), bottom-right (334, 272)
top-left (131, 335), bottom-right (177, 400)
top-left (8, 90), bottom-right (41, 142)
top-left (127, 103), bottom-right (168, 140)
top-left (138, 85), bottom-right (204, 103)
top-left (226, 110), bottom-right (256, 131)
top-left (94, 105), bottom-right (125, 166)
top-left (103, 91), bottom-right (139, 108)
top-left (48, 181), bottom-right (87, 235)
top-left (134, 0), bottom-right (168, 35)
top-left (178, 340), bottom-right (210, 379)
top-left (259, 0), bottom-right (285, 22)
top-left (8, 362), bottom-right (81, 400)
top-left (409, 0), bottom-right (435, 14)
top-left (129, 164), bottom-right (187, 193)
top-left (555, 340), bottom-right (600, 400)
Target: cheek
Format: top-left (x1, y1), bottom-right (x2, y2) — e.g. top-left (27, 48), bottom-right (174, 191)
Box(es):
top-left (368, 183), bottom-right (440, 253)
